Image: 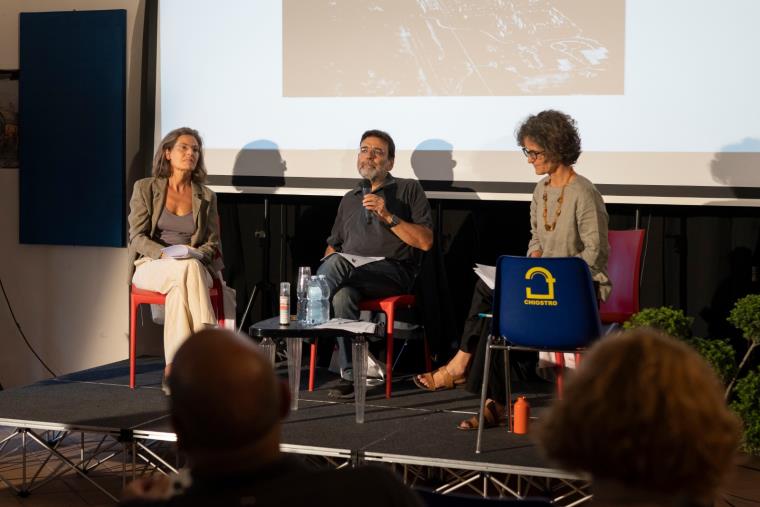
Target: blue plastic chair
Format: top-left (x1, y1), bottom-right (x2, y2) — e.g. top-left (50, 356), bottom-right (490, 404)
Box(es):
top-left (476, 256), bottom-right (602, 453)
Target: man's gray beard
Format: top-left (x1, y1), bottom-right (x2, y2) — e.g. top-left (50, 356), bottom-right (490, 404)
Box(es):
top-left (358, 165), bottom-right (381, 182)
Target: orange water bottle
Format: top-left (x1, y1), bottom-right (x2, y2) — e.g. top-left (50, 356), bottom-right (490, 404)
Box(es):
top-left (513, 396), bottom-right (530, 434)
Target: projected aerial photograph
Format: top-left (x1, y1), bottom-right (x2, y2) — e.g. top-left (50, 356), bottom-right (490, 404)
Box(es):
top-left (283, 0), bottom-right (624, 97)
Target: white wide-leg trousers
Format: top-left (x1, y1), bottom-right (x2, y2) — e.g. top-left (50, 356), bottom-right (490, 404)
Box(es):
top-left (132, 258), bottom-right (215, 364)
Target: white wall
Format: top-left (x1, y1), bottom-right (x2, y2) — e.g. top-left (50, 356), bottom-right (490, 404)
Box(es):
top-left (0, 0), bottom-right (145, 388)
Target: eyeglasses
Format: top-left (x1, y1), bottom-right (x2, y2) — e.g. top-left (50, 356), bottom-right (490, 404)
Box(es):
top-left (521, 147), bottom-right (545, 160)
top-left (173, 143), bottom-right (200, 154)
top-left (359, 146), bottom-right (386, 158)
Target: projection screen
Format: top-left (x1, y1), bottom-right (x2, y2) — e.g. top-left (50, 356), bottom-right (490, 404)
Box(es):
top-left (157, 0), bottom-right (760, 206)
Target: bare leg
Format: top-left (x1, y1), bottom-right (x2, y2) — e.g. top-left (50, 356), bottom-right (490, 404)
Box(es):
top-left (419, 278), bottom-right (491, 390)
top-left (162, 363), bottom-right (173, 395)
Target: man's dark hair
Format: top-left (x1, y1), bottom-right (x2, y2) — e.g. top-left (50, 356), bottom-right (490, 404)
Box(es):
top-left (515, 110), bottom-right (582, 166)
top-left (361, 129), bottom-right (395, 161)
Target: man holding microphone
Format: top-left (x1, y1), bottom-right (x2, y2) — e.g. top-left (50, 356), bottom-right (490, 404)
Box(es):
top-left (316, 129), bottom-right (433, 397)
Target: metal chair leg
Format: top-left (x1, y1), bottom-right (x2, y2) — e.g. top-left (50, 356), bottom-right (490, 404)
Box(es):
top-left (308, 340), bottom-right (317, 391)
top-left (475, 335), bottom-right (494, 454)
top-left (505, 347), bottom-right (512, 432)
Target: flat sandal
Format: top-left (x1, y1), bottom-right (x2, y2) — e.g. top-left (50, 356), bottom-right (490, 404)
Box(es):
top-left (457, 400), bottom-right (504, 431)
top-left (412, 366), bottom-right (466, 391)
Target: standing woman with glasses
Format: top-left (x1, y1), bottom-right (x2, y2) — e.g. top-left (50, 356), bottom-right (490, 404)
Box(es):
top-left (127, 127), bottom-right (223, 390)
top-left (414, 110), bottom-right (610, 430)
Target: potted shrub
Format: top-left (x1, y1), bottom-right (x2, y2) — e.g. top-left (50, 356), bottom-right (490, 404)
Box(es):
top-left (622, 306), bottom-right (693, 340)
top-left (725, 294), bottom-right (760, 396)
top-left (725, 295), bottom-right (760, 454)
top-left (731, 367), bottom-right (760, 455)
top-left (625, 297), bottom-right (760, 455)
top-left (624, 307), bottom-right (735, 386)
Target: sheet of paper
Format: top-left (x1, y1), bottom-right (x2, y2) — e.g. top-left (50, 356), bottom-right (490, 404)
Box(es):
top-left (473, 263), bottom-right (496, 290)
top-left (313, 318), bottom-right (380, 335)
top-left (320, 252), bottom-right (384, 268)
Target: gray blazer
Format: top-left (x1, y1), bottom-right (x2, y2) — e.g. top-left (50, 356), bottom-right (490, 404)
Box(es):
top-left (127, 177), bottom-right (222, 283)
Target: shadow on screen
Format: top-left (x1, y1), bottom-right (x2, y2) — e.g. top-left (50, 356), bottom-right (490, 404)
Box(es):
top-left (231, 139), bottom-right (287, 190)
top-left (708, 138), bottom-right (760, 204)
top-left (410, 139), bottom-right (482, 353)
top-left (224, 140), bottom-right (288, 327)
top-left (410, 138), bottom-right (478, 197)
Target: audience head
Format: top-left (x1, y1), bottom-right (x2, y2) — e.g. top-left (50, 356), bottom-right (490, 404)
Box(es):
top-left (537, 328), bottom-right (740, 502)
top-left (168, 329), bottom-right (289, 464)
top-left (516, 110), bottom-right (581, 167)
top-left (151, 127), bottom-right (208, 183)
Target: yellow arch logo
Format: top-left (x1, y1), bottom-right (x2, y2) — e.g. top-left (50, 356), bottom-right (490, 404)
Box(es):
top-left (525, 267), bottom-right (556, 300)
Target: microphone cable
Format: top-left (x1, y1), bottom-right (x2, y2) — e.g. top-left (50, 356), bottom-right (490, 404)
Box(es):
top-left (0, 276), bottom-right (57, 378)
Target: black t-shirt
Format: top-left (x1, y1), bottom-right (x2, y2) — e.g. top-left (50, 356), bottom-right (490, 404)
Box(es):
top-left (326, 175), bottom-right (432, 267)
top-left (120, 457), bottom-right (423, 507)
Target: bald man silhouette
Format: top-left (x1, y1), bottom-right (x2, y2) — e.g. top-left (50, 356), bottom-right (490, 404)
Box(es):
top-left (121, 329), bottom-right (421, 507)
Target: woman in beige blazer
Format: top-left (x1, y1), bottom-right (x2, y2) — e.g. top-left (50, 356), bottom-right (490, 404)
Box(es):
top-left (128, 127), bottom-right (221, 389)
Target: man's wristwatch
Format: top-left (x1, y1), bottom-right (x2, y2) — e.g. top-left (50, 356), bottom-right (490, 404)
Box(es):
top-left (386, 214), bottom-right (400, 228)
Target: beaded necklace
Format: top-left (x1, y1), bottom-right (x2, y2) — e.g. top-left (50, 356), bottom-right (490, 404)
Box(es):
top-left (542, 173), bottom-right (574, 232)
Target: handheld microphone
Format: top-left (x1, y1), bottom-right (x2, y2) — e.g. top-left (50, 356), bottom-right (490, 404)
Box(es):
top-left (360, 179), bottom-right (372, 224)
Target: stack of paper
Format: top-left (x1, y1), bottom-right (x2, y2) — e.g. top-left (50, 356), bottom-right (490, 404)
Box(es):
top-left (161, 245), bottom-right (203, 260)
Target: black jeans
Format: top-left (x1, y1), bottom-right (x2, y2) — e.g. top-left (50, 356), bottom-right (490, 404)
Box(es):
top-left (316, 253), bottom-right (415, 370)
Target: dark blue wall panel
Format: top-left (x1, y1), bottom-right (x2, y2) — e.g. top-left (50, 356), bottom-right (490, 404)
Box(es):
top-left (19, 10), bottom-right (126, 247)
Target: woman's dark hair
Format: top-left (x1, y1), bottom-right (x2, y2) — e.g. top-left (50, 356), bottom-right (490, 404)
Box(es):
top-left (151, 127), bottom-right (208, 183)
top-left (515, 110), bottom-right (581, 166)
top-left (360, 129), bottom-right (395, 161)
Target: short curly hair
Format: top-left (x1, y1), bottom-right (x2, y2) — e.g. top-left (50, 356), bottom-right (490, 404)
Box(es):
top-left (515, 110), bottom-right (581, 166)
top-left (537, 328), bottom-right (740, 500)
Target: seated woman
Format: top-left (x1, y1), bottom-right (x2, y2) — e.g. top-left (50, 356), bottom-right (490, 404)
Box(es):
top-left (414, 110), bottom-right (611, 428)
top-left (537, 328), bottom-right (740, 507)
top-left (127, 127), bottom-right (223, 387)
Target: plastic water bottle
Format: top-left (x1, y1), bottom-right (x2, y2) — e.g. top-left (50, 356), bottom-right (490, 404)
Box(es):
top-left (296, 266), bottom-right (311, 323)
top-left (317, 274), bottom-right (331, 324)
top-left (305, 276), bottom-right (324, 326)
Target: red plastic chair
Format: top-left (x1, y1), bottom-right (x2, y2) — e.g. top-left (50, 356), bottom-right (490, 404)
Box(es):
top-left (537, 230), bottom-right (645, 396)
top-left (308, 294), bottom-right (432, 398)
top-left (599, 229), bottom-right (646, 324)
top-left (129, 277), bottom-right (225, 388)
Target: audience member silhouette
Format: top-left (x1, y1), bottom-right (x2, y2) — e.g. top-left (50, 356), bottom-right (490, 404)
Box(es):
top-left (537, 328), bottom-right (741, 507)
top-left (121, 328), bottom-right (422, 507)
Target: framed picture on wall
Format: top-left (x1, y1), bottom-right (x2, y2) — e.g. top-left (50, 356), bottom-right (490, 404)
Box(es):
top-left (0, 70), bottom-right (19, 169)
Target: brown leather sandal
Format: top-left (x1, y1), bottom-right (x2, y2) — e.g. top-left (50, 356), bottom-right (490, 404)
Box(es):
top-left (413, 366), bottom-right (466, 392)
top-left (457, 400), bottom-right (505, 431)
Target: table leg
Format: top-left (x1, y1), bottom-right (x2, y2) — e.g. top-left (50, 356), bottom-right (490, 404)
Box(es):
top-left (352, 336), bottom-right (368, 424)
top-left (287, 337), bottom-right (302, 411)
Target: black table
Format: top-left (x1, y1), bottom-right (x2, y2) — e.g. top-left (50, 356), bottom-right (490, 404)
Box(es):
top-left (249, 317), bottom-right (381, 423)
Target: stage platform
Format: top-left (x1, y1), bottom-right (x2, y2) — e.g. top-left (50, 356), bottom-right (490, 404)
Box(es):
top-left (0, 358), bottom-right (589, 504)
